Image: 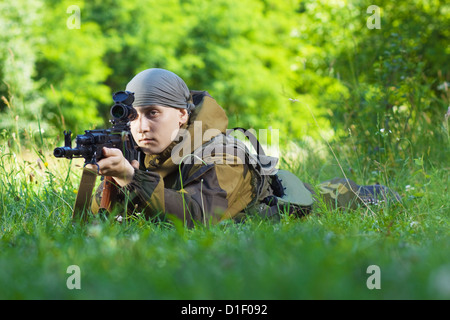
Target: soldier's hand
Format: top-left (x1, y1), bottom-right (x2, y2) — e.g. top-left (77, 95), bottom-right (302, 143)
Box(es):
top-left (86, 147), bottom-right (140, 187)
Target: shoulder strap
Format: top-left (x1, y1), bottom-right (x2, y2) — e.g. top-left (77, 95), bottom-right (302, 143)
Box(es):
top-left (190, 90), bottom-right (212, 106)
top-left (227, 127), bottom-right (278, 176)
top-left (73, 167), bottom-right (98, 222)
top-left (228, 127), bottom-right (266, 156)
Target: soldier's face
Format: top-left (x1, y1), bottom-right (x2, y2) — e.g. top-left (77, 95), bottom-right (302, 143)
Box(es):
top-left (130, 105), bottom-right (189, 155)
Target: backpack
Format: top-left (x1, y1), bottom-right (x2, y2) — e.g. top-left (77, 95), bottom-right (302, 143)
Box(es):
top-left (189, 91), bottom-right (314, 221)
top-left (225, 127), bottom-right (314, 221)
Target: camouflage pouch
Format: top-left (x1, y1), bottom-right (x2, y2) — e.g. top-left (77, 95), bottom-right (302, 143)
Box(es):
top-left (318, 177), bottom-right (402, 210)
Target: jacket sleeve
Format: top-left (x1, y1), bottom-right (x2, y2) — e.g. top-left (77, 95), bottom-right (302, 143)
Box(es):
top-left (95, 162), bottom-right (255, 227)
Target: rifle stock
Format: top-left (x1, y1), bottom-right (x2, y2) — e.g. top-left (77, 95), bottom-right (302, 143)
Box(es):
top-left (99, 176), bottom-right (118, 213)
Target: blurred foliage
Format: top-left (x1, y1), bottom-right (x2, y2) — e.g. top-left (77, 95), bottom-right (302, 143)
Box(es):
top-left (0, 0), bottom-right (448, 167)
top-left (326, 0), bottom-right (450, 169)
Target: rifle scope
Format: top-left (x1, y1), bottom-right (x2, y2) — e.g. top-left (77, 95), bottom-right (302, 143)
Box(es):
top-left (110, 90), bottom-right (137, 121)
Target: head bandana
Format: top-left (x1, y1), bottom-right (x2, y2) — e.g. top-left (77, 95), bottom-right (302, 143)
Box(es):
top-left (125, 68), bottom-right (195, 112)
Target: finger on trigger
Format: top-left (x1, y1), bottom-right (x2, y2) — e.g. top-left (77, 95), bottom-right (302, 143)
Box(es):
top-left (131, 160), bottom-right (140, 169)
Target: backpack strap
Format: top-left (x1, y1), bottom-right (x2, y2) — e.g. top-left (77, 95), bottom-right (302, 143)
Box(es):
top-left (229, 127), bottom-right (267, 156)
top-left (190, 90), bottom-right (212, 106)
top-left (227, 127), bottom-right (278, 176)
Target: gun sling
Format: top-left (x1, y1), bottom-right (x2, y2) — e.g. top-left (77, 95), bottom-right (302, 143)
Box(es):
top-left (72, 167), bottom-right (98, 221)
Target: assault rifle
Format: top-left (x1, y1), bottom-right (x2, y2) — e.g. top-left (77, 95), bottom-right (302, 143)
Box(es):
top-left (54, 91), bottom-right (139, 220)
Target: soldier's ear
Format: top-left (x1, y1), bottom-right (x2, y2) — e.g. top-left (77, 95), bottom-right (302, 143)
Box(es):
top-left (178, 108), bottom-right (189, 127)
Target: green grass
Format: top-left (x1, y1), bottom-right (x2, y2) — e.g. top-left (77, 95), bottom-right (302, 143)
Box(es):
top-left (0, 139), bottom-right (449, 300)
